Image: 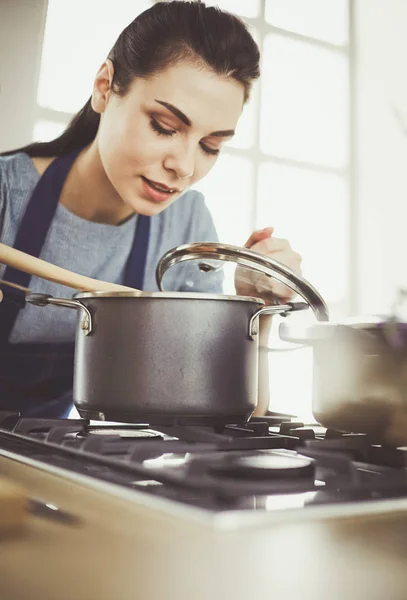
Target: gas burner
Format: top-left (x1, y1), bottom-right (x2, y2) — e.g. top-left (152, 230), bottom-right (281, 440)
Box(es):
top-left (78, 409), bottom-right (251, 429)
top-left (197, 450), bottom-right (316, 480)
top-left (87, 428), bottom-right (162, 440)
top-left (1, 410), bottom-right (407, 513)
top-left (210, 450), bottom-right (315, 479)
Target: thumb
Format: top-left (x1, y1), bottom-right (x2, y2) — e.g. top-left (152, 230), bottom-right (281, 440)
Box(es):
top-left (244, 227), bottom-right (274, 249)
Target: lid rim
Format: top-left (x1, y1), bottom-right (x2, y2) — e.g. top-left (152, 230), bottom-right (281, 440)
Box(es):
top-left (73, 291), bottom-right (265, 304)
top-left (155, 242), bottom-right (330, 322)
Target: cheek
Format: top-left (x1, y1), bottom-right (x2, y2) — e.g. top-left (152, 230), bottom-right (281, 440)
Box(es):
top-left (98, 119), bottom-right (155, 175)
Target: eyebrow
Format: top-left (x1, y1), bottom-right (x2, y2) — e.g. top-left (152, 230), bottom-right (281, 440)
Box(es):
top-left (154, 100), bottom-right (235, 138)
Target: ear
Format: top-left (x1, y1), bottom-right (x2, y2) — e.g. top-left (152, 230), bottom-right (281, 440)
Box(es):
top-left (91, 59), bottom-right (114, 114)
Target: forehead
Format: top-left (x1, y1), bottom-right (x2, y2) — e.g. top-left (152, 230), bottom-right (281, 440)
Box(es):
top-left (129, 62), bottom-right (245, 132)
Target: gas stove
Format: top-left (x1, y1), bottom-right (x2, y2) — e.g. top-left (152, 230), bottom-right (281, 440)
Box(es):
top-left (0, 410), bottom-right (406, 517)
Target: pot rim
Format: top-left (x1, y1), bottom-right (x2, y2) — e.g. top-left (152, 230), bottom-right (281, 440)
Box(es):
top-left (73, 290), bottom-right (266, 304)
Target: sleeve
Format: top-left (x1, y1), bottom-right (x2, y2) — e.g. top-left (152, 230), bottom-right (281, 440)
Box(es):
top-left (177, 191), bottom-right (224, 294)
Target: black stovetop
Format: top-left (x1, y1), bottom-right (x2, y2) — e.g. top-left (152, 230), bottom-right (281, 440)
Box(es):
top-left (0, 411), bottom-right (406, 512)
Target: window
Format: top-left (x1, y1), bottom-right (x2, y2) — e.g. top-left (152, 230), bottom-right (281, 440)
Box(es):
top-left (265, 0), bottom-right (349, 45)
top-left (199, 1), bottom-right (351, 419)
top-left (35, 1), bottom-right (151, 129)
top-left (34, 0), bottom-right (351, 421)
top-left (260, 34), bottom-right (348, 168)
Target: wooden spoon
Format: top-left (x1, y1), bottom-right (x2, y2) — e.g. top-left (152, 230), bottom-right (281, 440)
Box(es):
top-left (0, 242), bottom-right (139, 293)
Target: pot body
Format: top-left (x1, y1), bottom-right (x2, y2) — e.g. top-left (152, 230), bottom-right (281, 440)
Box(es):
top-left (309, 326), bottom-right (407, 445)
top-left (72, 294), bottom-right (263, 426)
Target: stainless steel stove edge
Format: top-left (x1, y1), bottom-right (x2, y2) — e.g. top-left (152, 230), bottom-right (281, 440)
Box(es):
top-left (1, 448), bottom-right (407, 532)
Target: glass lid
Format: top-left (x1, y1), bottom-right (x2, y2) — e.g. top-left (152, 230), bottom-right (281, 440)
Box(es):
top-left (156, 242), bottom-right (330, 322)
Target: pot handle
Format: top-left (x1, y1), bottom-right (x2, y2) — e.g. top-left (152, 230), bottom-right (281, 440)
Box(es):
top-left (249, 302), bottom-right (309, 341)
top-left (25, 293), bottom-right (93, 336)
top-left (156, 242), bottom-right (329, 322)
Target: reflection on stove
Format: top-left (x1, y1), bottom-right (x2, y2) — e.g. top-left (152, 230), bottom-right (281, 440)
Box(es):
top-left (265, 492), bottom-right (319, 511)
top-left (0, 411), bottom-right (406, 513)
top-left (144, 454), bottom-right (188, 468)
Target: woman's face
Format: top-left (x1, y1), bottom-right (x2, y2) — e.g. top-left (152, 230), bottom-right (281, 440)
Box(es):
top-left (92, 61), bottom-right (245, 216)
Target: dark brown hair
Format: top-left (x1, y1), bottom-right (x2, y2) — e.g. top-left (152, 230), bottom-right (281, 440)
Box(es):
top-left (3, 1), bottom-right (260, 158)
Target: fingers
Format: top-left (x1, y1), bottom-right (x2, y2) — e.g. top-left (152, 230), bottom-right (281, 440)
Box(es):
top-left (244, 227), bottom-right (274, 249)
top-left (250, 237), bottom-right (302, 266)
top-left (250, 236), bottom-right (290, 255)
top-left (239, 228), bottom-right (303, 302)
top-left (245, 230), bottom-right (295, 257)
top-left (267, 249), bottom-right (302, 272)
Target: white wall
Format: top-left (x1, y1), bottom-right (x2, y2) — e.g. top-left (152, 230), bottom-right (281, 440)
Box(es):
top-left (0, 0), bottom-right (48, 151)
top-left (355, 0), bottom-right (407, 315)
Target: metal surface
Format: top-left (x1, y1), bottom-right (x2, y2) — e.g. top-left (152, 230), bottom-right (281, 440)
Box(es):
top-left (156, 242), bottom-right (330, 322)
top-left (74, 290), bottom-right (263, 302)
top-left (28, 497), bottom-right (81, 525)
top-left (25, 293), bottom-right (92, 335)
top-left (7, 412), bottom-right (407, 513)
top-left (72, 294), bottom-right (264, 425)
top-left (280, 321), bottom-right (407, 446)
top-left (1, 446), bottom-right (407, 600)
top-left (0, 412), bottom-right (407, 599)
top-left (249, 302), bottom-right (309, 339)
top-left (74, 291), bottom-right (304, 341)
top-left (24, 291), bottom-right (311, 425)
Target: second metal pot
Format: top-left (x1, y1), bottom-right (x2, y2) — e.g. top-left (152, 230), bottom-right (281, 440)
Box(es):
top-left (280, 318), bottom-right (407, 446)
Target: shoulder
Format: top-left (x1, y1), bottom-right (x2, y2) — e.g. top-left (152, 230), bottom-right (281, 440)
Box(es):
top-left (0, 154), bottom-right (41, 233)
top-left (0, 153), bottom-right (40, 195)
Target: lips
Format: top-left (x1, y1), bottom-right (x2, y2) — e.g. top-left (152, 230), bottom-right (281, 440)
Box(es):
top-left (141, 177), bottom-right (179, 194)
top-left (141, 176), bottom-right (181, 204)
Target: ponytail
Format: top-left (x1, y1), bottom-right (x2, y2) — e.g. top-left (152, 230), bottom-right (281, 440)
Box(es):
top-left (0, 98), bottom-right (100, 157)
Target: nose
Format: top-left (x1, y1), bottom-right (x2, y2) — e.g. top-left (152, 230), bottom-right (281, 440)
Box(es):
top-left (163, 142), bottom-right (195, 180)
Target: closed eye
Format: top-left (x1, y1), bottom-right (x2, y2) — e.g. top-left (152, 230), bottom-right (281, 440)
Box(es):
top-left (151, 117), bottom-right (220, 156)
top-left (150, 118), bottom-right (176, 137)
top-left (199, 143), bottom-right (219, 156)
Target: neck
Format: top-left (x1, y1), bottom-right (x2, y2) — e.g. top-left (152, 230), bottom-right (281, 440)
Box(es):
top-left (59, 143), bottom-right (134, 225)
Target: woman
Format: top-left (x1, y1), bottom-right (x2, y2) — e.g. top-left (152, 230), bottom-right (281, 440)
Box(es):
top-left (0, 1), bottom-right (301, 418)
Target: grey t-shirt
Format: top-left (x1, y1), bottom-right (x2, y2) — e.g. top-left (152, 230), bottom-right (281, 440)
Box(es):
top-left (0, 153), bottom-right (223, 344)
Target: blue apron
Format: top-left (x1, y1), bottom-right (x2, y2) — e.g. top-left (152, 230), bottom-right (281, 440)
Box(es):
top-left (0, 149), bottom-right (150, 418)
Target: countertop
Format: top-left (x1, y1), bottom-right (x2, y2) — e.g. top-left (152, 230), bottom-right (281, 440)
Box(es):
top-left (0, 453), bottom-right (406, 600)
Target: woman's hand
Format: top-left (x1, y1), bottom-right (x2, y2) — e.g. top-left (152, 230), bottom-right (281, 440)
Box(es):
top-left (234, 227), bottom-right (302, 302)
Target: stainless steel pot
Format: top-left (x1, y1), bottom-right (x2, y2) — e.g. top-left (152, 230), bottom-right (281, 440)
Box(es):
top-left (24, 242), bottom-right (329, 426)
top-left (280, 309), bottom-right (407, 446)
